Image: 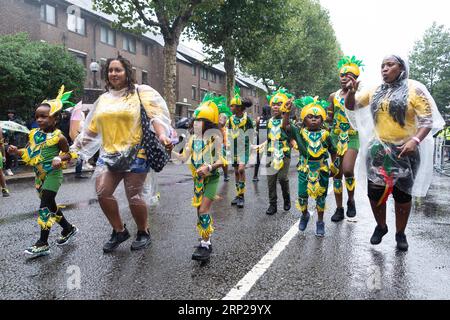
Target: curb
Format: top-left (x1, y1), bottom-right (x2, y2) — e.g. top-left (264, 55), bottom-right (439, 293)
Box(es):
top-left (5, 169), bottom-right (95, 183)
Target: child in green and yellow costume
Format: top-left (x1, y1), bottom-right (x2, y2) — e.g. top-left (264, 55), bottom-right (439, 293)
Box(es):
top-left (227, 86), bottom-right (255, 208)
top-left (8, 86), bottom-right (79, 258)
top-left (172, 93), bottom-right (228, 262)
top-left (258, 88), bottom-right (295, 215)
top-left (283, 96), bottom-right (341, 236)
top-left (327, 56), bottom-right (363, 222)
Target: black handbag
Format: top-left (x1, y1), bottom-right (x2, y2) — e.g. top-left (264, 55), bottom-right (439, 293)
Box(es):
top-left (136, 88), bottom-right (170, 173)
top-left (103, 145), bottom-right (139, 172)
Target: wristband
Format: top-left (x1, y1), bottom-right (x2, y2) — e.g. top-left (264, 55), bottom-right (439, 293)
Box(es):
top-left (411, 136), bottom-right (421, 145)
top-left (207, 164), bottom-right (212, 172)
top-left (53, 156), bottom-right (62, 162)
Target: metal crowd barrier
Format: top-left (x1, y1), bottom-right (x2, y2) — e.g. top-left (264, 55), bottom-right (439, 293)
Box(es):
top-left (434, 136), bottom-right (450, 176)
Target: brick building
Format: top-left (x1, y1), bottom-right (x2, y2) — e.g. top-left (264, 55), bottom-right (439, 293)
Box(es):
top-left (0, 0), bottom-right (268, 121)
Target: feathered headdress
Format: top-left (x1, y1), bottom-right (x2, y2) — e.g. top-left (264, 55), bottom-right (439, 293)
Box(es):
top-left (41, 85), bottom-right (75, 116)
top-left (338, 55), bottom-right (364, 77)
top-left (194, 93), bottom-right (230, 124)
top-left (230, 85), bottom-right (242, 107)
top-left (296, 96), bottom-right (328, 121)
top-left (266, 87), bottom-right (294, 112)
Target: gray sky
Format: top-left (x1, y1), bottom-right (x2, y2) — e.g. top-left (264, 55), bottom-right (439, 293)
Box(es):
top-left (318, 0), bottom-right (450, 88)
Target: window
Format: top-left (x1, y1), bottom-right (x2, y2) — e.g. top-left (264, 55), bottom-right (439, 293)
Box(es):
top-left (201, 67), bottom-right (208, 80)
top-left (100, 26), bottom-right (115, 46)
top-left (40, 4), bottom-right (56, 25)
top-left (191, 86), bottom-right (197, 100)
top-left (132, 68), bottom-right (137, 81)
top-left (142, 71), bottom-right (148, 85)
top-left (68, 14), bottom-right (86, 35)
top-left (68, 50), bottom-right (87, 68)
top-left (200, 89), bottom-right (208, 100)
top-left (143, 43), bottom-right (149, 56)
top-left (219, 75), bottom-right (225, 84)
top-left (210, 72), bottom-right (217, 83)
top-left (123, 36), bottom-right (136, 54)
top-left (192, 65), bottom-right (196, 76)
top-left (252, 89), bottom-right (257, 97)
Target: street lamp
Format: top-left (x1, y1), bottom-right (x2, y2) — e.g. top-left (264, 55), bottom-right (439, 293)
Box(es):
top-left (89, 60), bottom-right (100, 88)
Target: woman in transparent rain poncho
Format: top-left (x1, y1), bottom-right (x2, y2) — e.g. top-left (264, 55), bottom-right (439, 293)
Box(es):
top-left (345, 55), bottom-right (444, 251)
top-left (72, 56), bottom-right (172, 253)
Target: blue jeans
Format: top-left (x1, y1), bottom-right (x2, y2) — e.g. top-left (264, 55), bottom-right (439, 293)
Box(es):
top-left (75, 159), bottom-right (83, 175)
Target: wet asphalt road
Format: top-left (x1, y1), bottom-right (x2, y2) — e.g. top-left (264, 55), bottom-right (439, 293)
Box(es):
top-left (0, 161), bottom-right (449, 300)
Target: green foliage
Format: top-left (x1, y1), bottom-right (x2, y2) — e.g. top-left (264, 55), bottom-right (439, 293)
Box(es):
top-left (409, 22), bottom-right (450, 115)
top-left (242, 0), bottom-right (341, 99)
top-left (190, 0), bottom-right (287, 100)
top-left (0, 33), bottom-right (85, 119)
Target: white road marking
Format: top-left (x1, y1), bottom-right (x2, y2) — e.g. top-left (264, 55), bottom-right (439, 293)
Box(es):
top-left (222, 221), bottom-right (300, 300)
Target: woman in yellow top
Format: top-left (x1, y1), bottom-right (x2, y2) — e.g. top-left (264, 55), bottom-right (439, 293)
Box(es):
top-left (73, 56), bottom-right (172, 253)
top-left (345, 55), bottom-right (444, 251)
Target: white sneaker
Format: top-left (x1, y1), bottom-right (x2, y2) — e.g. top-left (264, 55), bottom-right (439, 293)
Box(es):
top-left (5, 169), bottom-right (13, 176)
top-left (83, 164), bottom-right (94, 170)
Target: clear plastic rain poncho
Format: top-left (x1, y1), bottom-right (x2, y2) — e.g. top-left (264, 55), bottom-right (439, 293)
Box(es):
top-left (71, 84), bottom-right (171, 206)
top-left (345, 55), bottom-right (445, 197)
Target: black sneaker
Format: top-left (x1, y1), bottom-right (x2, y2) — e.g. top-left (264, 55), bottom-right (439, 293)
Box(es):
top-left (131, 230), bottom-right (151, 251)
top-left (237, 196), bottom-right (244, 208)
top-left (24, 240), bottom-right (50, 258)
top-left (283, 198), bottom-right (291, 211)
top-left (75, 174), bottom-right (89, 179)
top-left (346, 200), bottom-right (356, 219)
top-left (331, 207), bottom-right (345, 222)
top-left (224, 175), bottom-right (230, 182)
top-left (370, 225), bottom-right (388, 245)
top-left (252, 176), bottom-right (259, 182)
top-left (103, 225), bottom-right (130, 253)
top-left (192, 244), bottom-right (212, 261)
top-left (266, 204), bottom-right (277, 215)
top-left (2, 188), bottom-right (10, 197)
top-left (231, 196), bottom-right (239, 206)
top-left (56, 225), bottom-right (79, 246)
top-left (395, 232), bottom-right (409, 251)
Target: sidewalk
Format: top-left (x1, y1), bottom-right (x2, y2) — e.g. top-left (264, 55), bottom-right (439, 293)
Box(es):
top-left (4, 166), bottom-right (95, 183)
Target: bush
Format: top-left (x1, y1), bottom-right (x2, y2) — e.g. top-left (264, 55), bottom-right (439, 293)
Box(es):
top-left (0, 33), bottom-right (85, 120)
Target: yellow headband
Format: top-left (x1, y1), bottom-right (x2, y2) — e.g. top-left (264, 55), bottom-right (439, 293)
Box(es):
top-left (339, 63), bottom-right (360, 77)
top-left (270, 93), bottom-right (289, 112)
top-left (194, 101), bottom-right (219, 125)
top-left (41, 85), bottom-right (73, 116)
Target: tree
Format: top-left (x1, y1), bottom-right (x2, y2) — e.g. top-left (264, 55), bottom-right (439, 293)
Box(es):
top-left (190, 0), bottom-right (287, 102)
top-left (242, 0), bottom-right (341, 99)
top-left (0, 33), bottom-right (85, 120)
top-left (93, 0), bottom-right (212, 118)
top-left (409, 22), bottom-right (450, 115)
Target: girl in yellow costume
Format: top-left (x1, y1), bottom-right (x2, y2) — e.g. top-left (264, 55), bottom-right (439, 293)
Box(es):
top-left (172, 93), bottom-right (227, 262)
top-left (345, 55), bottom-right (444, 251)
top-left (228, 86), bottom-right (255, 208)
top-left (262, 88), bottom-right (294, 215)
top-left (282, 96), bottom-right (340, 236)
top-left (8, 86), bottom-right (78, 258)
top-left (327, 56), bottom-right (364, 222)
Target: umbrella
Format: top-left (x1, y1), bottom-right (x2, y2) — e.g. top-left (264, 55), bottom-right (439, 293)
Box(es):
top-left (0, 120), bottom-right (30, 134)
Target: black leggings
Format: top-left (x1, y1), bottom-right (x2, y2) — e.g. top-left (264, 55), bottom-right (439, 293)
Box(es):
top-left (367, 181), bottom-right (412, 204)
top-left (40, 190), bottom-right (58, 212)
